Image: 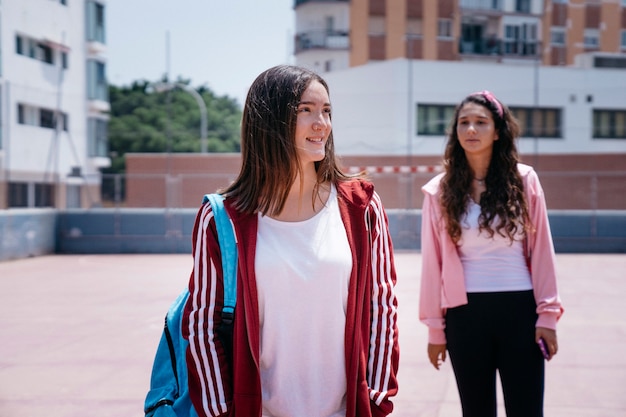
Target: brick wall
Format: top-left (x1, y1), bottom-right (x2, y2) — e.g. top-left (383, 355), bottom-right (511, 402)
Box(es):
top-left (124, 153), bottom-right (626, 210)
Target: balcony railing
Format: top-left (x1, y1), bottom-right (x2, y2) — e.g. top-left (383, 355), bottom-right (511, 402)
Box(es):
top-left (459, 0), bottom-right (503, 11)
top-left (294, 0), bottom-right (348, 7)
top-left (459, 36), bottom-right (539, 57)
top-left (295, 30), bottom-right (350, 53)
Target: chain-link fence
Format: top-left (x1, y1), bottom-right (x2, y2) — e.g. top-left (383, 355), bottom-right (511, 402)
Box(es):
top-left (100, 170), bottom-right (626, 211)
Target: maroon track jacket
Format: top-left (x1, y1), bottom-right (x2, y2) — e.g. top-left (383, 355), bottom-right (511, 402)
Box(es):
top-left (182, 179), bottom-right (399, 417)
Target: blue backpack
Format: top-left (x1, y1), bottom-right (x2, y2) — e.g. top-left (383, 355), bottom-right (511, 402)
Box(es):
top-left (144, 194), bottom-right (237, 417)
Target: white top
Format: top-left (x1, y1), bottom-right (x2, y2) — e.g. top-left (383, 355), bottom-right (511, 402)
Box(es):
top-left (458, 200), bottom-right (532, 293)
top-left (256, 185), bottom-right (352, 417)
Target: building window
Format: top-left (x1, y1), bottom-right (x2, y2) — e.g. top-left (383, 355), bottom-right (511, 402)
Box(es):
top-left (16, 35), bottom-right (37, 58)
top-left (621, 31), bottom-right (626, 49)
top-left (40, 109), bottom-right (55, 129)
top-left (438, 19), bottom-right (452, 38)
top-left (88, 118), bottom-right (109, 157)
top-left (66, 185), bottom-right (82, 209)
top-left (17, 103), bottom-right (68, 130)
top-left (504, 23), bottom-right (537, 56)
top-left (515, 0), bottom-right (531, 13)
top-left (551, 27), bottom-right (566, 46)
top-left (17, 104), bottom-right (38, 126)
top-left (9, 182), bottom-right (55, 208)
top-left (8, 182), bottom-right (29, 207)
top-left (27, 38), bottom-right (36, 58)
top-left (417, 104), bottom-right (455, 136)
top-left (325, 16), bottom-right (335, 34)
top-left (407, 18), bottom-right (423, 37)
top-left (38, 43), bottom-right (53, 64)
top-left (368, 16), bottom-right (385, 36)
top-left (584, 29), bottom-right (599, 49)
top-left (16, 34), bottom-right (67, 66)
top-left (87, 60), bottom-right (108, 101)
top-left (35, 183), bottom-right (55, 207)
top-left (16, 35), bottom-right (23, 55)
top-left (510, 107), bottom-right (562, 138)
top-left (86, 1), bottom-right (106, 43)
top-left (593, 109), bottom-right (626, 139)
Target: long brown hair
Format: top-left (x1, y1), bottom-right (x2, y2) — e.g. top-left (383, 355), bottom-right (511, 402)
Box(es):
top-left (440, 92), bottom-right (531, 244)
top-left (222, 65), bottom-right (354, 216)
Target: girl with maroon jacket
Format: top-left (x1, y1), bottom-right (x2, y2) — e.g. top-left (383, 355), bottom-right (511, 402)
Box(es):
top-left (182, 65), bottom-right (399, 417)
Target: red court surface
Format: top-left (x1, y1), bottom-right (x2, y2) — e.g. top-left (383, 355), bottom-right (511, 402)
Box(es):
top-left (1, 252), bottom-right (625, 417)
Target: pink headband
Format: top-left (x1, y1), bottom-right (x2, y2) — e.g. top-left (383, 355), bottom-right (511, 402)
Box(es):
top-left (472, 90), bottom-right (503, 118)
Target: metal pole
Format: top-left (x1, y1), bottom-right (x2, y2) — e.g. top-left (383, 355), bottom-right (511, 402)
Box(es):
top-left (154, 82), bottom-right (208, 154)
top-left (180, 85), bottom-right (208, 153)
top-left (533, 42), bottom-right (540, 168)
top-left (406, 34), bottom-right (414, 210)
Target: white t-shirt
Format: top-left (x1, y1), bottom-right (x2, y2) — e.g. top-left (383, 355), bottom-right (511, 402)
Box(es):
top-left (458, 200), bottom-right (532, 293)
top-left (255, 185), bottom-right (352, 417)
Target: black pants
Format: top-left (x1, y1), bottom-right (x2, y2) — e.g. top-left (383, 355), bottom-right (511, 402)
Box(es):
top-left (445, 290), bottom-right (545, 417)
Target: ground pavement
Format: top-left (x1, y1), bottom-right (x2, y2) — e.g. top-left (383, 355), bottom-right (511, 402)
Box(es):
top-left (0, 252), bottom-right (625, 417)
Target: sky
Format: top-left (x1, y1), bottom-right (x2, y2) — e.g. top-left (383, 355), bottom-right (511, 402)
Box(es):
top-left (107, 0), bottom-right (295, 106)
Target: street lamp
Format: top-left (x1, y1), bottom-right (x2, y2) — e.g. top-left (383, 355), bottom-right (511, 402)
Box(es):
top-left (153, 82), bottom-right (208, 153)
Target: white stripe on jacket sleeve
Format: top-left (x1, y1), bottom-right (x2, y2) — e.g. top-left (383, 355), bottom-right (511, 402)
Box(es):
top-left (366, 192), bottom-right (398, 406)
top-left (188, 205), bottom-right (228, 416)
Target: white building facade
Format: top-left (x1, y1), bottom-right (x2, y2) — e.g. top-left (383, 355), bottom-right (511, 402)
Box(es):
top-left (0, 0), bottom-right (110, 209)
top-left (323, 58), bottom-right (626, 158)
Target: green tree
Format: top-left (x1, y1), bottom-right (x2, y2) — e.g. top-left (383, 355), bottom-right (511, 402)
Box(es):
top-left (105, 77), bottom-right (242, 175)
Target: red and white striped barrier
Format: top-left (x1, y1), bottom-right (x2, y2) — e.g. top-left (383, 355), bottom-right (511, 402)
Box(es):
top-left (345, 165), bottom-right (443, 174)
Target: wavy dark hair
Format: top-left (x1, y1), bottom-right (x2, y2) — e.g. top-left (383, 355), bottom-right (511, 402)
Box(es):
top-left (440, 92), bottom-right (531, 244)
top-left (221, 65), bottom-right (355, 216)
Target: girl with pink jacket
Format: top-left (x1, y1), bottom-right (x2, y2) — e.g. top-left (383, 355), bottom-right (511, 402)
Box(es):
top-left (419, 91), bottom-right (564, 417)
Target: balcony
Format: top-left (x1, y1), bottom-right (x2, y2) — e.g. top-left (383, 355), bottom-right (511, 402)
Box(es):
top-left (294, 0), bottom-right (348, 7)
top-left (459, 36), bottom-right (539, 58)
top-left (295, 30), bottom-right (350, 53)
top-left (459, 0), bottom-right (503, 12)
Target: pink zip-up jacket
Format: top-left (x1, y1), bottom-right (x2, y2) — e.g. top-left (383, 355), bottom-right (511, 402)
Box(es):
top-left (182, 179), bottom-right (399, 417)
top-left (419, 163), bottom-right (564, 345)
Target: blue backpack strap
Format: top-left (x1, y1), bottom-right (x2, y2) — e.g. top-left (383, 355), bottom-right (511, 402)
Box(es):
top-left (203, 193), bottom-right (238, 323)
top-left (144, 194), bottom-right (237, 417)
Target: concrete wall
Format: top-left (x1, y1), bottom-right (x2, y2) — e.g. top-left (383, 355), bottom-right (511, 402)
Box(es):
top-left (1, 209), bottom-right (624, 262)
top-left (55, 208), bottom-right (197, 255)
top-left (55, 209), bottom-right (626, 255)
top-left (0, 209), bottom-right (57, 261)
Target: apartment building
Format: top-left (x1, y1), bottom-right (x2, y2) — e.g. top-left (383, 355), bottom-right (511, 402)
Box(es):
top-left (293, 0), bottom-right (626, 157)
top-left (0, 0), bottom-right (110, 209)
top-left (289, 0), bottom-right (625, 210)
top-left (294, 0), bottom-right (626, 72)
